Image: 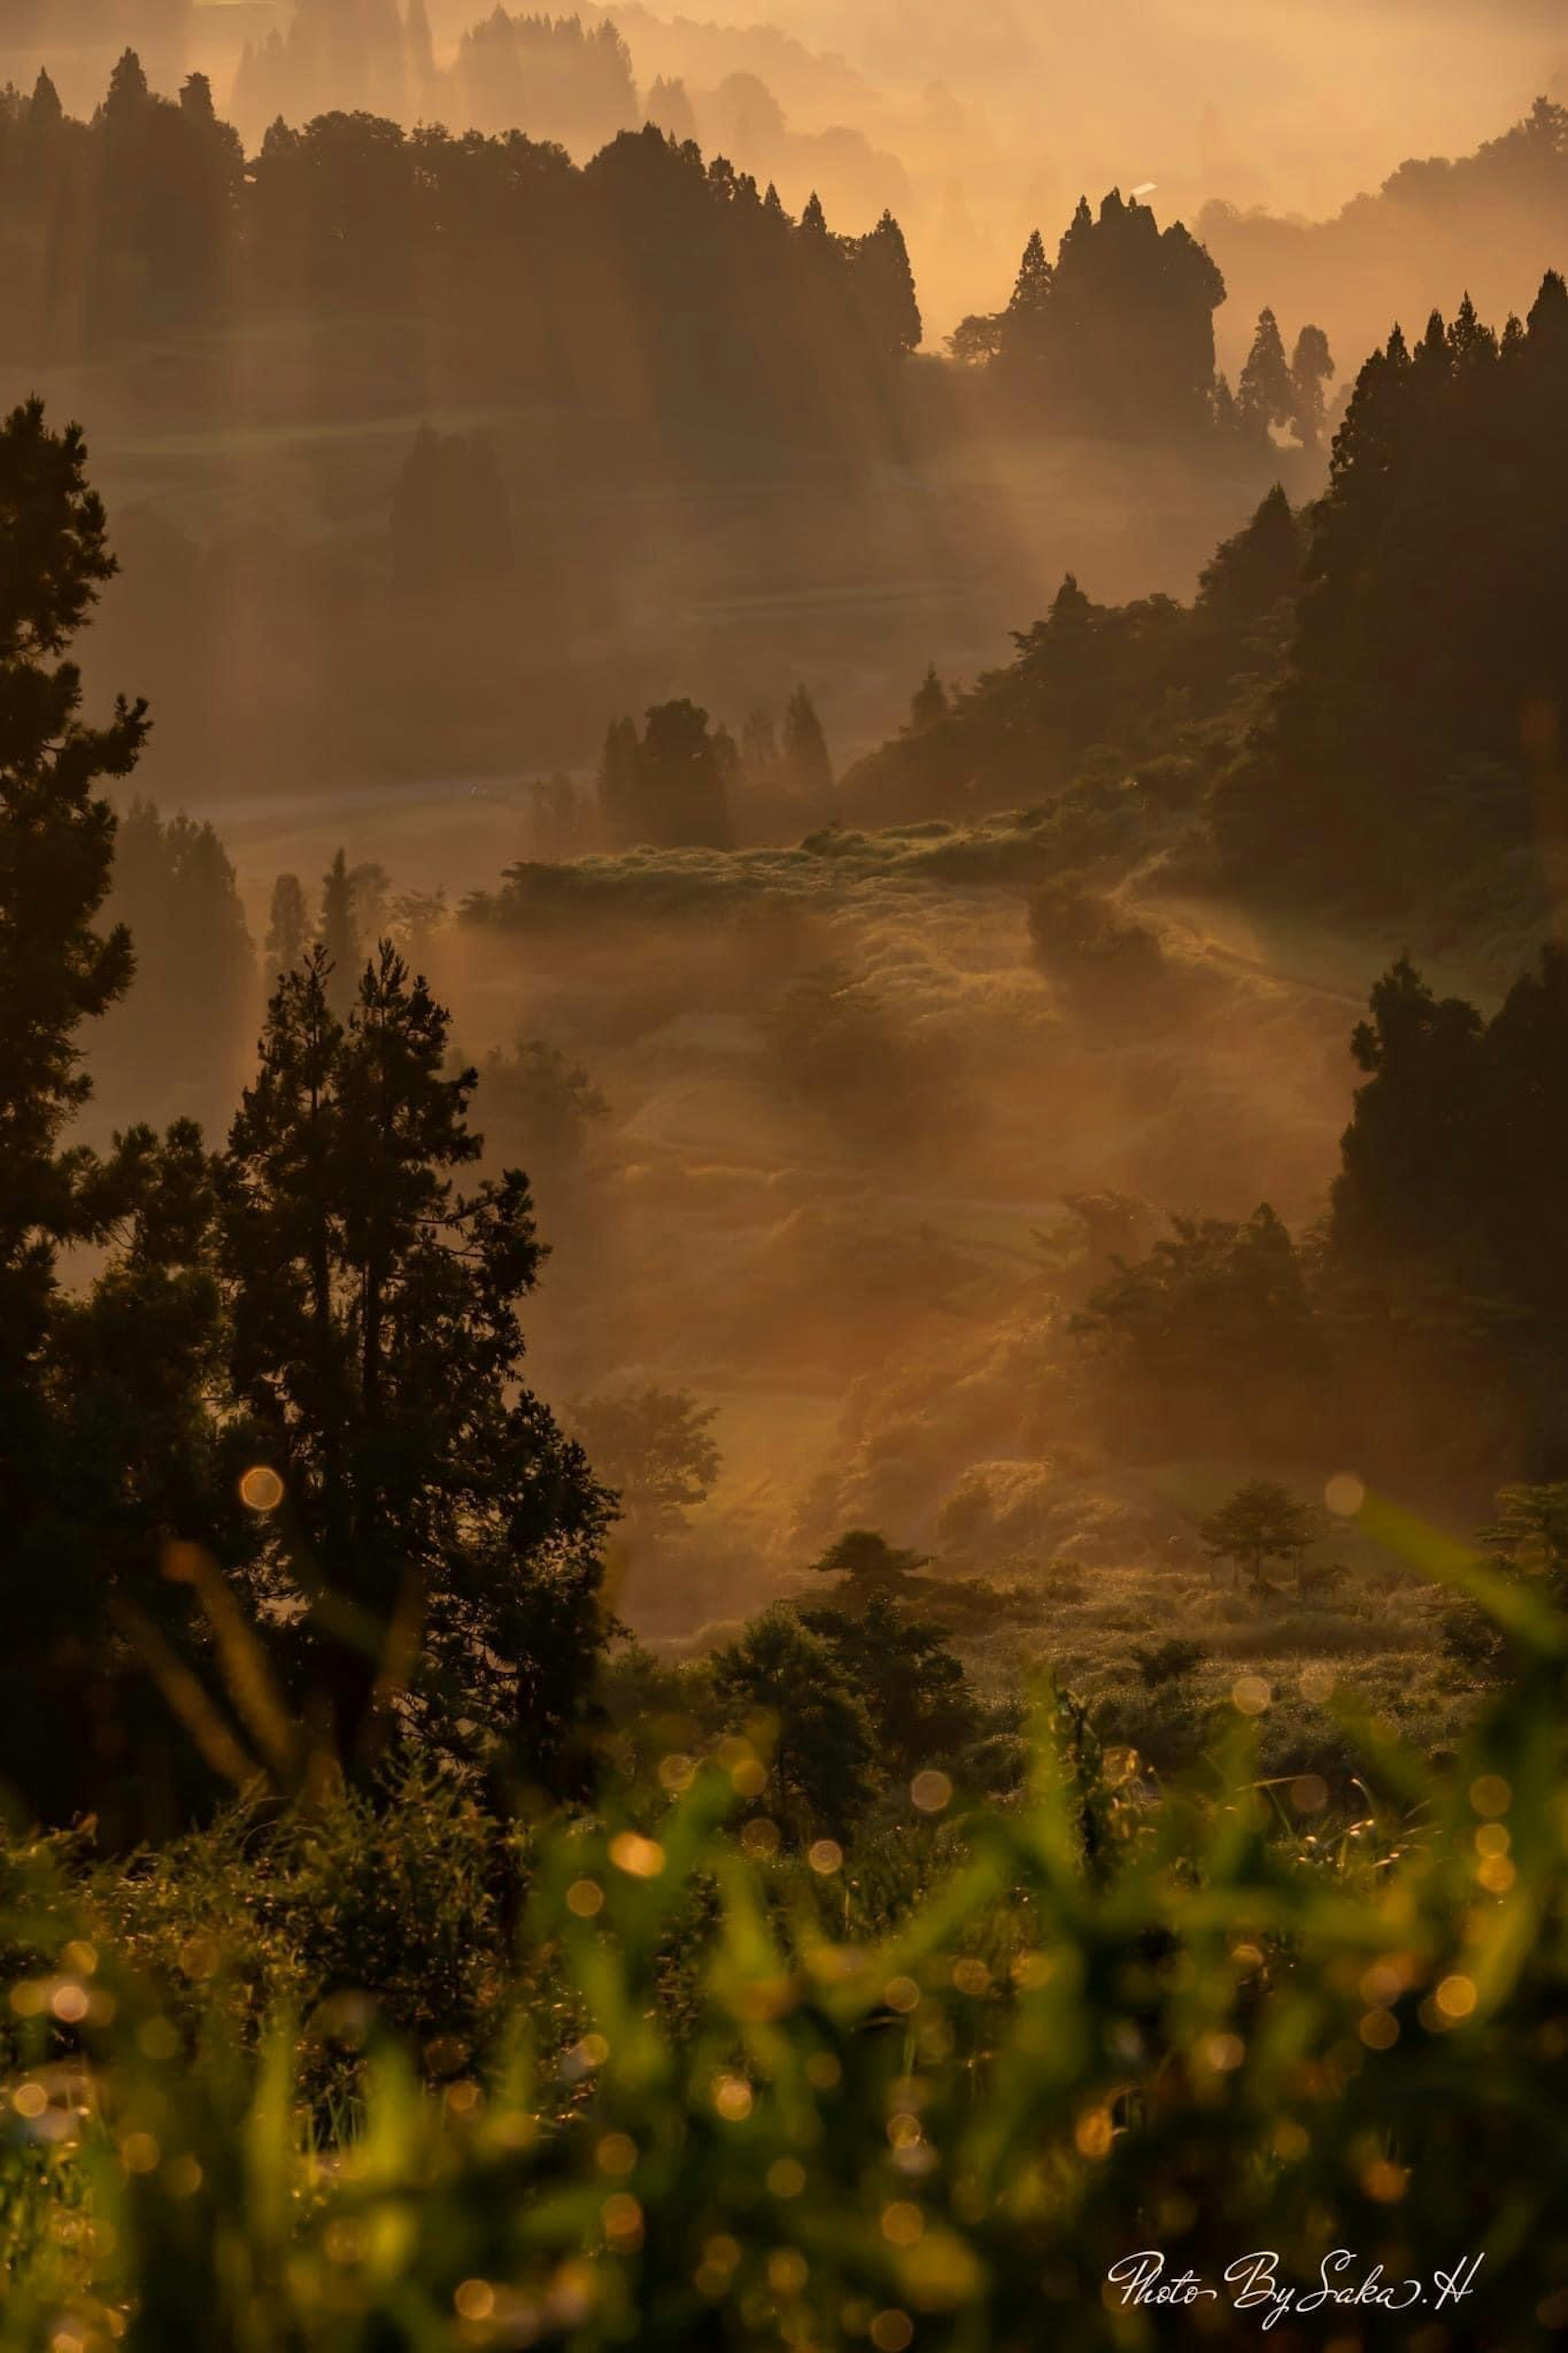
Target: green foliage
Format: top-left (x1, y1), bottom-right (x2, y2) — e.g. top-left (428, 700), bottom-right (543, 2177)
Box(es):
top-left (4, 1548), bottom-right (1568, 2345)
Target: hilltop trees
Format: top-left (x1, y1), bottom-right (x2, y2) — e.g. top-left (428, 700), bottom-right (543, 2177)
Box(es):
top-left (949, 193), bottom-right (1330, 452)
top-left (953, 190), bottom-right (1227, 437)
top-left (730, 685), bottom-right (837, 837)
top-left (0, 67), bottom-right (922, 459)
top-left (1218, 274), bottom-right (1568, 896)
top-left (1232, 306), bottom-right (1336, 448)
top-left (596, 700), bottom-right (735, 849)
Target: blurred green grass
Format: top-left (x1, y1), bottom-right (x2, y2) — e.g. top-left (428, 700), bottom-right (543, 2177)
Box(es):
top-left (2, 1501), bottom-right (1564, 2349)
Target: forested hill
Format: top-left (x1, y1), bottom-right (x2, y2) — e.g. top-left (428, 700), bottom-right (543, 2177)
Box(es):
top-left (840, 270), bottom-right (1568, 943)
top-left (0, 57), bottom-right (920, 447)
top-left (0, 51), bottom-right (1327, 464)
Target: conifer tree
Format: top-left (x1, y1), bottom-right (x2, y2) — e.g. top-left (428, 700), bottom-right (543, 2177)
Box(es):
top-left (0, 401), bottom-right (145, 1505)
top-left (1002, 228), bottom-right (1054, 364)
top-left (1288, 323), bottom-right (1335, 447)
top-left (1237, 306), bottom-right (1294, 439)
top-left (265, 872), bottom-right (311, 977)
top-left (854, 210), bottom-right (922, 360)
top-left (220, 947), bottom-right (610, 1778)
top-left (597, 715), bottom-right (642, 845)
top-left (318, 847), bottom-right (360, 1014)
top-left (29, 66), bottom-right (62, 127)
top-left (781, 685), bottom-right (835, 817)
top-left (910, 663), bottom-right (949, 730)
top-left (0, 401), bottom-right (241, 1824)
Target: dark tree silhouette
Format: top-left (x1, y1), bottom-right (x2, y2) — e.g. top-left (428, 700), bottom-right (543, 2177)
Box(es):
top-left (265, 872), bottom-right (312, 978)
top-left (1236, 305), bottom-right (1294, 440)
top-left (0, 399), bottom-right (144, 1529)
top-left (1289, 322), bottom-right (1335, 448)
top-left (219, 946), bottom-right (610, 1780)
top-left (318, 847), bottom-right (360, 1014)
top-left (956, 189), bottom-right (1227, 438)
top-left (780, 684), bottom-right (835, 821)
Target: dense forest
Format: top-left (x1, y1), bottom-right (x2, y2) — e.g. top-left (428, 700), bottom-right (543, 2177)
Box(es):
top-left (0, 56), bottom-right (920, 446)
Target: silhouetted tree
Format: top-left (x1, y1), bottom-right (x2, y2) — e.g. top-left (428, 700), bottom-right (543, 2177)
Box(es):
top-left (1289, 322), bottom-right (1335, 448)
top-left (711, 1606), bottom-right (876, 1837)
top-left (265, 872), bottom-right (311, 977)
top-left (0, 399), bottom-right (143, 1539)
top-left (104, 803), bottom-right (255, 1122)
top-left (597, 716), bottom-right (642, 844)
top-left (318, 847), bottom-right (360, 1014)
top-left (610, 699), bottom-right (735, 850)
top-left (1237, 305), bottom-right (1293, 440)
top-left (1198, 1482), bottom-right (1323, 1594)
top-left (910, 663), bottom-right (949, 729)
top-left (220, 946), bottom-right (610, 1779)
top-left (800, 1592), bottom-right (980, 1777)
top-left (1195, 484), bottom-right (1306, 629)
top-left (1217, 274), bottom-right (1568, 894)
top-left (0, 401), bottom-right (245, 1826)
top-left (808, 1528), bottom-right (932, 1601)
top-left (780, 684), bottom-right (835, 819)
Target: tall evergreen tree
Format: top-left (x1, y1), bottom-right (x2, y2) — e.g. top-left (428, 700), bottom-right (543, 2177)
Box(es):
top-left (597, 715), bottom-right (642, 845)
top-left (1001, 228), bottom-right (1054, 365)
top-left (0, 401), bottom-right (244, 1827)
top-left (910, 663), bottom-right (949, 730)
top-left (318, 846), bottom-right (360, 1015)
top-left (265, 872), bottom-right (311, 977)
top-left (1289, 323), bottom-right (1335, 448)
top-left (781, 684), bottom-right (835, 819)
top-left (1237, 306), bottom-right (1294, 439)
top-left (220, 946), bottom-right (610, 1779)
top-left (0, 400), bottom-right (145, 1517)
top-left (853, 210), bottom-right (922, 361)
top-left (636, 699), bottom-right (735, 849)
